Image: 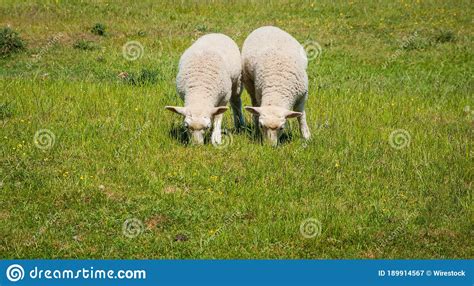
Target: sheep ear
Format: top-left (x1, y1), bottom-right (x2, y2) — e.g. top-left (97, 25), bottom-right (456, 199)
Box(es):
top-left (212, 106), bottom-right (229, 116)
top-left (244, 106), bottom-right (261, 115)
top-left (285, 111), bottom-right (303, 118)
top-left (165, 106), bottom-right (186, 116)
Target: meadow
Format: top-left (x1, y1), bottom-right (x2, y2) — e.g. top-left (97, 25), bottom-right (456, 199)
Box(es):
top-left (0, 0), bottom-right (472, 258)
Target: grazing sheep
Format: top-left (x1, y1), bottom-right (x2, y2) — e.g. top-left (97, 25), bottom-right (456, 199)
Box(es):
top-left (242, 26), bottom-right (311, 146)
top-left (165, 33), bottom-right (244, 145)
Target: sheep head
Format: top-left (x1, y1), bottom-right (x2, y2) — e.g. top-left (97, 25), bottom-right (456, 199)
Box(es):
top-left (244, 105), bottom-right (302, 146)
top-left (165, 106), bottom-right (228, 145)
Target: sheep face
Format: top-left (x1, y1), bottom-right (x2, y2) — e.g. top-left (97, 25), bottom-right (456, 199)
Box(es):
top-left (185, 116), bottom-right (210, 145)
top-left (165, 106), bottom-right (228, 145)
top-left (245, 106), bottom-right (302, 146)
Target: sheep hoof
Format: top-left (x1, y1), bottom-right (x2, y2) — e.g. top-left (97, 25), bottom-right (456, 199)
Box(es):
top-left (302, 131), bottom-right (311, 140)
top-left (211, 133), bottom-right (222, 145)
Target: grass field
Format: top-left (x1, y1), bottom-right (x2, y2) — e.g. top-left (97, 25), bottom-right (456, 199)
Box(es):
top-left (0, 0), bottom-right (472, 259)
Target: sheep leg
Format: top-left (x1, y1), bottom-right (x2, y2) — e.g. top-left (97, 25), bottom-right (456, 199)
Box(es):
top-left (211, 113), bottom-right (223, 145)
top-left (295, 100), bottom-right (311, 140)
top-left (230, 80), bottom-right (245, 131)
top-left (230, 96), bottom-right (245, 131)
top-left (244, 77), bottom-right (260, 130)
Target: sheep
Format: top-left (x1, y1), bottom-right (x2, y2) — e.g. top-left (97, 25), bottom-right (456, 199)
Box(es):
top-left (165, 33), bottom-right (244, 145)
top-left (241, 26), bottom-right (311, 146)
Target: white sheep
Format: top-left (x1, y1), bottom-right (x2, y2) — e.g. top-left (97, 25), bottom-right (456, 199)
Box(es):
top-left (165, 33), bottom-right (244, 145)
top-left (242, 26), bottom-right (311, 146)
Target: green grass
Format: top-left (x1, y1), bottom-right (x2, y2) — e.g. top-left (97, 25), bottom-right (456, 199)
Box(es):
top-left (0, 0), bottom-right (472, 259)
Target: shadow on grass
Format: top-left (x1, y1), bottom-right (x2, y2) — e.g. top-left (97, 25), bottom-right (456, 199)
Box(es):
top-left (168, 121), bottom-right (296, 146)
top-left (242, 122), bottom-right (295, 146)
top-left (280, 132), bottom-right (294, 145)
top-left (169, 122), bottom-right (189, 145)
top-left (168, 122), bottom-right (212, 146)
